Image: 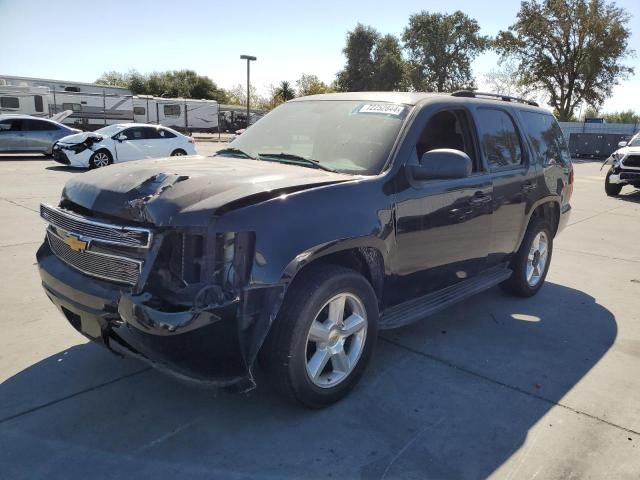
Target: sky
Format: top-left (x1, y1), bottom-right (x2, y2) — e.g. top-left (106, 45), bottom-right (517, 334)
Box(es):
top-left (1, 0), bottom-right (638, 113)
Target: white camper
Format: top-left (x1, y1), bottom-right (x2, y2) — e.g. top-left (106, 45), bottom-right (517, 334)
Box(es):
top-left (51, 91), bottom-right (133, 130)
top-left (133, 96), bottom-right (219, 132)
top-left (0, 85), bottom-right (51, 117)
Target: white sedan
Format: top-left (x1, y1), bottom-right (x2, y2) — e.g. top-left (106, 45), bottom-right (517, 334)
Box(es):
top-left (52, 123), bottom-right (197, 168)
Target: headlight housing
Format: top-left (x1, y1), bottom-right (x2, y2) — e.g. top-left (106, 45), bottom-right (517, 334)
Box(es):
top-left (147, 230), bottom-right (255, 308)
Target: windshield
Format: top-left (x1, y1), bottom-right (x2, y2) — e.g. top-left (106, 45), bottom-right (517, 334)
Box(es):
top-left (94, 125), bottom-right (124, 137)
top-left (627, 133), bottom-right (640, 147)
top-left (226, 100), bottom-right (410, 175)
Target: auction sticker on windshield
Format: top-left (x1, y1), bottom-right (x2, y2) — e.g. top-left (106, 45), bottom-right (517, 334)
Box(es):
top-left (358, 104), bottom-right (405, 116)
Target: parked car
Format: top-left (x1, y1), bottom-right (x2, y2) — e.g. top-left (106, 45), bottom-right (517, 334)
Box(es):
top-left (0, 113), bottom-right (78, 155)
top-left (36, 91), bottom-right (573, 407)
top-left (52, 123), bottom-right (196, 168)
top-left (603, 132), bottom-right (640, 196)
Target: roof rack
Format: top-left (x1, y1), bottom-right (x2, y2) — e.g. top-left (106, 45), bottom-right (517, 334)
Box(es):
top-left (451, 90), bottom-right (539, 107)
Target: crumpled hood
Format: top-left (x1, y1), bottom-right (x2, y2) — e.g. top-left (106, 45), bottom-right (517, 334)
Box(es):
top-left (57, 131), bottom-right (104, 145)
top-left (61, 155), bottom-right (356, 226)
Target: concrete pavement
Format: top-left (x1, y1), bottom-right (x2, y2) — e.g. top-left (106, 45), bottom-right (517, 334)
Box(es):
top-left (0, 150), bottom-right (639, 479)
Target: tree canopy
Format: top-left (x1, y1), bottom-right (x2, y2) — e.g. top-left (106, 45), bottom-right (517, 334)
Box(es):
top-left (96, 69), bottom-right (229, 103)
top-left (402, 11), bottom-right (489, 92)
top-left (494, 0), bottom-right (634, 121)
top-left (296, 74), bottom-right (335, 96)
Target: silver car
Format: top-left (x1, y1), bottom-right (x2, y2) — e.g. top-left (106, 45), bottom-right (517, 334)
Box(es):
top-left (0, 114), bottom-right (80, 155)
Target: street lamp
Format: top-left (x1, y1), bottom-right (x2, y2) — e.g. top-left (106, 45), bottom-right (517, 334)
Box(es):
top-left (240, 54), bottom-right (257, 128)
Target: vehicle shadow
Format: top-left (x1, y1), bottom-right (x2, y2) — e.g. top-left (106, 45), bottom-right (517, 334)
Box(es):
top-left (45, 165), bottom-right (85, 173)
top-left (0, 155), bottom-right (49, 162)
top-left (613, 188), bottom-right (640, 203)
top-left (0, 282), bottom-right (616, 479)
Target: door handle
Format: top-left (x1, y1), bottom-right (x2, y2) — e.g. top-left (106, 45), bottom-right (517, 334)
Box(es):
top-left (469, 193), bottom-right (492, 207)
top-left (523, 181), bottom-right (537, 192)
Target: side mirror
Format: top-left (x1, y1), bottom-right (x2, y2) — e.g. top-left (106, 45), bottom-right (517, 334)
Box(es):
top-left (410, 149), bottom-right (472, 181)
top-left (116, 134), bottom-right (127, 142)
top-left (618, 141), bottom-right (627, 148)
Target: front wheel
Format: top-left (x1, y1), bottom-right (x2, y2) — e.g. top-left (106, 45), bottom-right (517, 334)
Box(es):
top-left (501, 218), bottom-right (553, 297)
top-left (261, 265), bottom-right (378, 408)
top-left (89, 150), bottom-right (112, 169)
top-left (605, 169), bottom-right (623, 197)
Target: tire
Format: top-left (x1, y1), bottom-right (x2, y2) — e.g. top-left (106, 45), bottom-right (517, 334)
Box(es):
top-left (261, 265), bottom-right (379, 408)
top-left (89, 149), bottom-right (112, 169)
top-left (605, 169), bottom-right (623, 197)
top-left (501, 217), bottom-right (553, 297)
top-left (170, 149), bottom-right (187, 156)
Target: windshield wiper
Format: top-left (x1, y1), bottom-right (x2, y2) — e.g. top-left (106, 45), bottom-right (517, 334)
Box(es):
top-left (215, 147), bottom-right (259, 160)
top-left (258, 152), bottom-right (339, 173)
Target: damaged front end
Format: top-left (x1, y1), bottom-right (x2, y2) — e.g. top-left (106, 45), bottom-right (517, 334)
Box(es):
top-left (37, 202), bottom-right (284, 391)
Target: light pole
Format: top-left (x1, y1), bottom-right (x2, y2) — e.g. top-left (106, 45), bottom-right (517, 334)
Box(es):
top-left (240, 55), bottom-right (257, 128)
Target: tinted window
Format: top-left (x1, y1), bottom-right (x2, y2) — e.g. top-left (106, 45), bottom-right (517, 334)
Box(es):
top-left (475, 108), bottom-right (523, 170)
top-left (1, 97), bottom-right (20, 109)
top-left (520, 111), bottom-right (571, 166)
top-left (64, 86), bottom-right (81, 92)
top-left (34, 95), bottom-right (44, 113)
top-left (62, 103), bottom-right (82, 112)
top-left (24, 119), bottom-right (58, 131)
top-left (123, 127), bottom-right (144, 140)
top-left (164, 104), bottom-right (181, 117)
top-left (133, 106), bottom-right (146, 115)
top-left (0, 119), bottom-right (23, 131)
top-left (416, 109), bottom-right (478, 171)
top-left (158, 128), bottom-right (176, 138)
top-left (141, 127), bottom-right (162, 139)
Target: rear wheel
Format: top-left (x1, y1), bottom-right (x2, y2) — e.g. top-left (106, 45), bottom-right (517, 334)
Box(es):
top-left (261, 265), bottom-right (378, 408)
top-left (89, 150), bottom-right (112, 169)
top-left (170, 149), bottom-right (187, 156)
top-left (605, 169), bottom-right (623, 197)
top-left (501, 217), bottom-right (553, 297)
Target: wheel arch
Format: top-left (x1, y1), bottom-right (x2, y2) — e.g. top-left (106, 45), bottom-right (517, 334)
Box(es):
top-left (515, 198), bottom-right (561, 251)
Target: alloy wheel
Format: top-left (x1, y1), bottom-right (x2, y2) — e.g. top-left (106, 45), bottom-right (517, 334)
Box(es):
top-left (526, 231), bottom-right (549, 287)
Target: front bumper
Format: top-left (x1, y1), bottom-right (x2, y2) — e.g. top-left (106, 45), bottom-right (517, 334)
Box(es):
top-left (52, 144), bottom-right (91, 168)
top-left (37, 241), bottom-right (284, 390)
top-left (608, 169), bottom-right (640, 185)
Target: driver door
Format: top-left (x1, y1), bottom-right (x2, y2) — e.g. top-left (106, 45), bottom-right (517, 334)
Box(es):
top-left (113, 127), bottom-right (149, 162)
top-left (388, 107), bottom-right (493, 306)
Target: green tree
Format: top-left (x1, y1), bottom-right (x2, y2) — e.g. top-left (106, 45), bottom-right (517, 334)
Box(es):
top-left (602, 110), bottom-right (640, 124)
top-left (95, 69), bottom-right (228, 102)
top-left (336, 24), bottom-right (380, 91)
top-left (494, 0), bottom-right (634, 121)
top-left (273, 81), bottom-right (296, 102)
top-left (372, 34), bottom-right (407, 91)
top-left (402, 11), bottom-right (489, 92)
top-left (296, 74), bottom-right (334, 96)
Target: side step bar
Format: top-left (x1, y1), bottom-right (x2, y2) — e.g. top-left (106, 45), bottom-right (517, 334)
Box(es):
top-left (379, 267), bottom-right (512, 330)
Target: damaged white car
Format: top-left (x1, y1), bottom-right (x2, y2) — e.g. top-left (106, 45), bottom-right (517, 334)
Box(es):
top-left (52, 123), bottom-right (197, 168)
top-left (603, 132), bottom-right (640, 196)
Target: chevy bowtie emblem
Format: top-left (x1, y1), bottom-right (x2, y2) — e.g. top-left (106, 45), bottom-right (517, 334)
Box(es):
top-left (63, 234), bottom-right (88, 252)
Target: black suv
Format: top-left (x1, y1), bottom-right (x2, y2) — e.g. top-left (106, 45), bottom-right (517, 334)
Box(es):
top-left (37, 91), bottom-right (573, 407)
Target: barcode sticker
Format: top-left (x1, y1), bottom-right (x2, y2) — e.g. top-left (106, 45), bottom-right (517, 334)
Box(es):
top-left (358, 104), bottom-right (405, 116)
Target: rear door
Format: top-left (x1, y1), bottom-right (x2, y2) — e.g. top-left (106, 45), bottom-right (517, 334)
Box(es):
top-left (0, 119), bottom-right (25, 152)
top-left (141, 126), bottom-right (171, 157)
top-left (472, 107), bottom-right (537, 265)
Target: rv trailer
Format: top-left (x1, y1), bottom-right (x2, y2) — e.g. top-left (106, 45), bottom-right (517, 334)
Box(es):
top-left (0, 85), bottom-right (51, 117)
top-left (0, 75), bottom-right (131, 96)
top-left (133, 96), bottom-right (219, 133)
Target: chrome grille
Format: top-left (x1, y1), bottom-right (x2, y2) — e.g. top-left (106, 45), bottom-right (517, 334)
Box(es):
top-left (40, 204), bottom-right (151, 248)
top-left (622, 155), bottom-right (640, 168)
top-left (47, 229), bottom-right (142, 285)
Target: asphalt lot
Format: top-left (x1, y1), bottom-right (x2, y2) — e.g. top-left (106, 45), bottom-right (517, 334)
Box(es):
top-left (1, 146), bottom-right (639, 479)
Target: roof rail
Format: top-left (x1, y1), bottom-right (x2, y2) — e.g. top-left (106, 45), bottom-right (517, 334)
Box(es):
top-left (451, 90), bottom-right (539, 107)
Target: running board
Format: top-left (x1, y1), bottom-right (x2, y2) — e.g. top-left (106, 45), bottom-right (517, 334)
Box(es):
top-left (379, 267), bottom-right (512, 330)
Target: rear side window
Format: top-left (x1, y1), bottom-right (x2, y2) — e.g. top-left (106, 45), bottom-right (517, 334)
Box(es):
top-left (159, 128), bottom-right (176, 138)
top-left (475, 108), bottom-right (524, 171)
top-left (1, 96), bottom-right (20, 109)
top-left (24, 119), bottom-right (58, 131)
top-left (34, 95), bottom-right (44, 113)
top-left (141, 127), bottom-right (162, 139)
top-left (520, 111), bottom-right (571, 166)
top-left (164, 104), bottom-right (181, 117)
